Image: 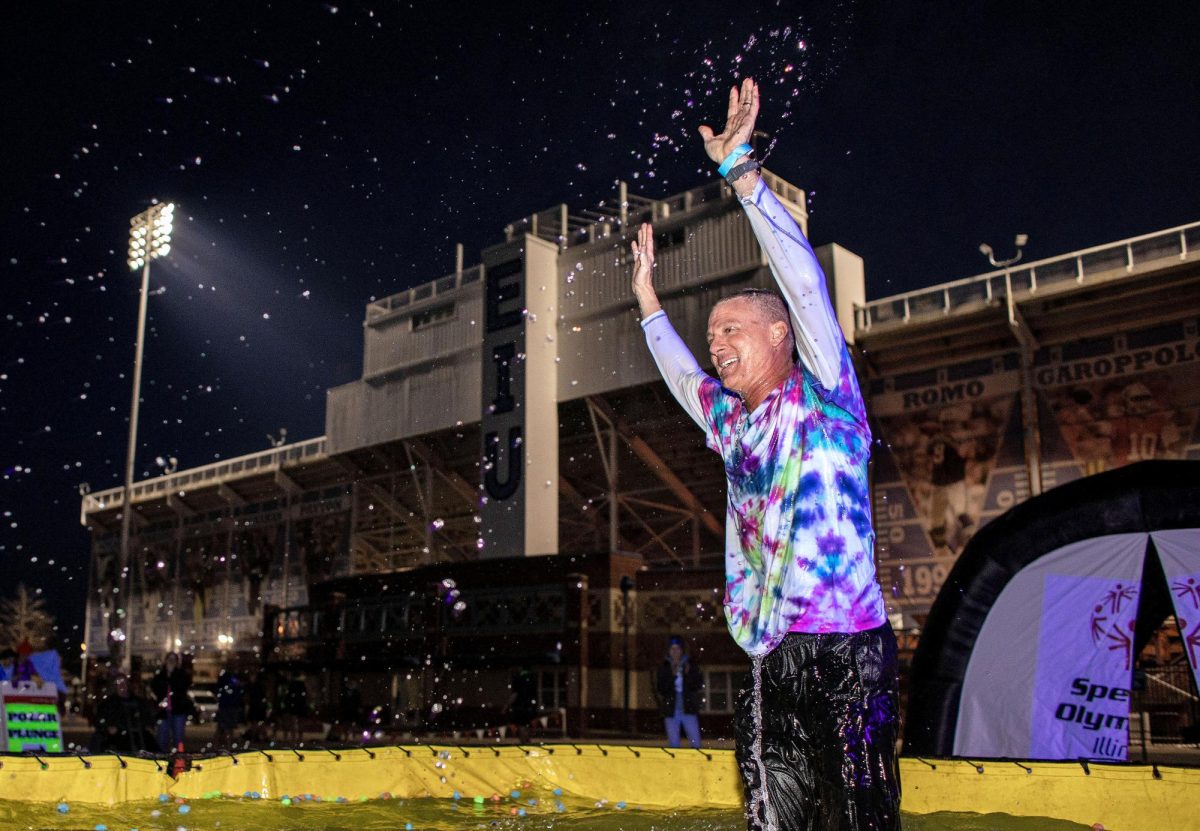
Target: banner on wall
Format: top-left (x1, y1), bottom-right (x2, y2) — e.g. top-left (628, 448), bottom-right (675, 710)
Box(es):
top-left (1150, 530), bottom-right (1200, 695)
top-left (1036, 323), bottom-right (1200, 489)
top-left (953, 534), bottom-right (1147, 761)
top-left (871, 363), bottom-right (1020, 620)
top-left (869, 320), bottom-right (1200, 624)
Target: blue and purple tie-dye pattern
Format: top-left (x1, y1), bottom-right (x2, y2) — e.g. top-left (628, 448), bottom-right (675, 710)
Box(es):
top-left (697, 353), bottom-right (886, 656)
top-left (640, 179), bottom-right (886, 657)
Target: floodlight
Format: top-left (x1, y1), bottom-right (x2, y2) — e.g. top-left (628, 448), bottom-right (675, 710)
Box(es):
top-left (127, 202), bottom-right (175, 271)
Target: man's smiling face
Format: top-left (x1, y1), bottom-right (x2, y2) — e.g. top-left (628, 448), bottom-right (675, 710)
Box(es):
top-left (707, 296), bottom-right (789, 402)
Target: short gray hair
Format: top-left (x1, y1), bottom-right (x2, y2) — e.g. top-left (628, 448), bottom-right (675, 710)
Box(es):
top-left (715, 289), bottom-right (794, 350)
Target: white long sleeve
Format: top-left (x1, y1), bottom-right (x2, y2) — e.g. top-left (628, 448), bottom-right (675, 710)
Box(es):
top-left (740, 179), bottom-right (844, 393)
top-left (640, 309), bottom-right (713, 432)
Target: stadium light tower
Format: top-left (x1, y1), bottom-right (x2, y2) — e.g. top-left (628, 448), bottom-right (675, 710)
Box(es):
top-left (114, 201), bottom-right (174, 671)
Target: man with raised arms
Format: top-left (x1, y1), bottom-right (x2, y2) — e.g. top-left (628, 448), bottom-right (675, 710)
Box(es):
top-left (629, 77), bottom-right (900, 830)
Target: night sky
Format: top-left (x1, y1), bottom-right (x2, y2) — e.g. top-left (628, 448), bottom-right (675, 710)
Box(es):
top-left (2, 2), bottom-right (1198, 651)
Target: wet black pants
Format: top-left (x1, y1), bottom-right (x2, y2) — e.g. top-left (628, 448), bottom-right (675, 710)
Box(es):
top-left (734, 624), bottom-right (901, 831)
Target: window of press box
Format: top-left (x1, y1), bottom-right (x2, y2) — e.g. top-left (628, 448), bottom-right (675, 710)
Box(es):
top-left (411, 302), bottom-right (456, 331)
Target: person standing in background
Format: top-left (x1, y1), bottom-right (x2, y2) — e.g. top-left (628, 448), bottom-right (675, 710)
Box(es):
top-left (89, 673), bottom-right (158, 754)
top-left (150, 652), bottom-right (193, 751)
top-left (654, 635), bottom-right (704, 749)
top-left (243, 669), bottom-right (270, 744)
top-left (507, 665), bottom-right (539, 743)
top-left (214, 664), bottom-right (244, 749)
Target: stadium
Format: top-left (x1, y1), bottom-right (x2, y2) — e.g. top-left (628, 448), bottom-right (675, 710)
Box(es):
top-left (80, 169), bottom-right (1200, 744)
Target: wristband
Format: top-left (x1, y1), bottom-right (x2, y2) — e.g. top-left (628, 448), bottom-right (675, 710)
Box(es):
top-left (716, 143), bottom-right (753, 177)
top-left (725, 159), bottom-right (760, 185)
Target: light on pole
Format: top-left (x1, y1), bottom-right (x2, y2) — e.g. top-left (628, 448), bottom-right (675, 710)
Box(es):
top-left (981, 232), bottom-right (1043, 500)
top-left (979, 233), bottom-right (1029, 268)
top-left (114, 202), bottom-right (174, 672)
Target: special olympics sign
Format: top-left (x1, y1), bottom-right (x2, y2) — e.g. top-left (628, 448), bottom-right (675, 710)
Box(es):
top-left (1029, 575), bottom-right (1139, 760)
top-left (954, 534), bottom-right (1147, 760)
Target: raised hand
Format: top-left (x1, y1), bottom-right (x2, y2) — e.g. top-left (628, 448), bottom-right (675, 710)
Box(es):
top-left (698, 77), bottom-right (760, 166)
top-left (630, 222), bottom-right (661, 317)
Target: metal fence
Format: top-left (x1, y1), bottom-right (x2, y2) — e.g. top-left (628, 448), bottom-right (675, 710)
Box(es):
top-left (855, 221), bottom-right (1200, 332)
top-left (81, 436), bottom-right (328, 522)
top-left (1130, 663), bottom-right (1200, 752)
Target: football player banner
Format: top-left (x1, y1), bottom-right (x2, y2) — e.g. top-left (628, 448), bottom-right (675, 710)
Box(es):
top-left (1, 680), bottom-right (63, 753)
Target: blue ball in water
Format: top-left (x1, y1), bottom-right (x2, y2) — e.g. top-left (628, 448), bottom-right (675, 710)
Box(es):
top-left (56, 803), bottom-right (69, 814)
top-left (178, 804), bottom-right (191, 814)
top-left (158, 794), bottom-right (170, 803)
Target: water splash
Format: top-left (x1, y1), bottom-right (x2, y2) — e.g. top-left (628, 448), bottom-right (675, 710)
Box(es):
top-left (631, 12), bottom-right (855, 185)
top-left (746, 655), bottom-right (776, 831)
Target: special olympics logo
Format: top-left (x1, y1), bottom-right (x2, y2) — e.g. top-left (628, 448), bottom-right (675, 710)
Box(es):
top-left (1088, 583), bottom-right (1137, 672)
top-left (1170, 575), bottom-right (1200, 669)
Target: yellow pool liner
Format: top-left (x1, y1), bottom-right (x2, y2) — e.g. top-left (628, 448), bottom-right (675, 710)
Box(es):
top-left (0, 746), bottom-right (1194, 830)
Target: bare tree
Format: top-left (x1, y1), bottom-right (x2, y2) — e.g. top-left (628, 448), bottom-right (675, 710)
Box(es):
top-left (0, 584), bottom-right (55, 650)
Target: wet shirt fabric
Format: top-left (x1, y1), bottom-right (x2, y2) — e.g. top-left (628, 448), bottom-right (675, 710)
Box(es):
top-left (641, 179), bottom-right (887, 657)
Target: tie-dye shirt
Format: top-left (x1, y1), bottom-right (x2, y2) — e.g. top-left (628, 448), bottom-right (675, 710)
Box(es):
top-left (641, 179), bottom-right (887, 657)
